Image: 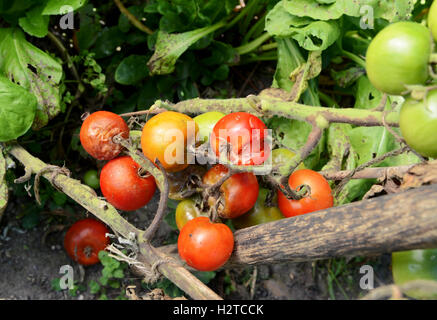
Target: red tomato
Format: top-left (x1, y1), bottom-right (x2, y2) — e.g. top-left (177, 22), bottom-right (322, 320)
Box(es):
top-left (210, 112), bottom-right (270, 166)
top-left (203, 164), bottom-right (259, 219)
top-left (64, 218), bottom-right (110, 266)
top-left (277, 169), bottom-right (333, 217)
top-left (178, 217), bottom-right (234, 271)
top-left (100, 156), bottom-right (156, 211)
top-left (80, 111), bottom-right (129, 160)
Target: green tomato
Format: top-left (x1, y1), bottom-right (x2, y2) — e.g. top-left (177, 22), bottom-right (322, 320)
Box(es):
top-left (194, 111), bottom-right (226, 143)
top-left (271, 148), bottom-right (305, 176)
top-left (399, 89), bottom-right (437, 158)
top-left (83, 169), bottom-right (100, 189)
top-left (392, 249), bottom-right (437, 299)
top-left (232, 188), bottom-right (283, 229)
top-left (429, 0), bottom-right (437, 42)
top-left (366, 21), bottom-right (431, 95)
top-left (175, 199), bottom-right (205, 231)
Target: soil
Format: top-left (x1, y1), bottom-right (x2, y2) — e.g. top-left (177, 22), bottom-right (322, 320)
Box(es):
top-left (0, 191), bottom-right (394, 300)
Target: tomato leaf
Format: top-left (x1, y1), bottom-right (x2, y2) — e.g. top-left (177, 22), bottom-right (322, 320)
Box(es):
top-left (41, 0), bottom-right (86, 15)
top-left (148, 21), bottom-right (226, 75)
top-left (0, 28), bottom-right (63, 130)
top-left (0, 75), bottom-right (37, 142)
top-left (18, 3), bottom-right (50, 38)
top-left (115, 55), bottom-right (149, 85)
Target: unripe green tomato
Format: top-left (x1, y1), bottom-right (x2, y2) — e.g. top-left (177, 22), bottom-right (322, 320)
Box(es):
top-left (399, 89), bottom-right (437, 158)
top-left (194, 111), bottom-right (226, 143)
top-left (175, 199), bottom-right (205, 231)
top-left (365, 21), bottom-right (431, 95)
top-left (232, 188), bottom-right (283, 229)
top-left (83, 169), bottom-right (100, 189)
top-left (429, 0), bottom-right (437, 42)
top-left (392, 249), bottom-right (437, 299)
top-left (271, 148), bottom-right (305, 176)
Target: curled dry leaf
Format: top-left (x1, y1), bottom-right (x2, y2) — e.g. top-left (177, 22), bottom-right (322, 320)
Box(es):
top-left (401, 160), bottom-right (437, 190)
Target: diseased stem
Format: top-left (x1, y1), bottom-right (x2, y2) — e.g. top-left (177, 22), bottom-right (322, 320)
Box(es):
top-left (320, 165), bottom-right (414, 181)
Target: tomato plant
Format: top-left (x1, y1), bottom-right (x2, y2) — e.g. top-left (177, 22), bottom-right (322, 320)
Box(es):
top-left (83, 169), bottom-right (100, 190)
top-left (399, 89), bottom-right (437, 158)
top-left (232, 188), bottom-right (283, 229)
top-left (203, 164), bottom-right (259, 219)
top-left (64, 218), bottom-right (110, 266)
top-left (141, 111), bottom-right (198, 173)
top-left (210, 112), bottom-right (271, 166)
top-left (100, 156), bottom-right (156, 211)
top-left (168, 165), bottom-right (206, 201)
top-left (194, 111), bottom-right (226, 144)
top-left (278, 169), bottom-right (333, 218)
top-left (80, 111), bottom-right (130, 160)
top-left (178, 217), bottom-right (234, 271)
top-left (392, 249), bottom-right (437, 299)
top-left (175, 199), bottom-right (205, 230)
top-left (365, 21), bottom-right (432, 95)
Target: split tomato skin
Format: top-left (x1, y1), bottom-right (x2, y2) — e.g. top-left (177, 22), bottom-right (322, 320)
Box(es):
top-left (365, 21), bottom-right (431, 95)
top-left (80, 111), bottom-right (129, 160)
top-left (203, 164), bottom-right (259, 219)
top-left (141, 111), bottom-right (198, 173)
top-left (278, 169), bottom-right (333, 218)
top-left (100, 156), bottom-right (156, 211)
top-left (64, 218), bottom-right (110, 266)
top-left (211, 112), bottom-right (270, 166)
top-left (178, 217), bottom-right (234, 271)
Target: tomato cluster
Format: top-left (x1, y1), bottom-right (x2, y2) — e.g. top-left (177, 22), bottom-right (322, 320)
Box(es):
top-left (365, 16), bottom-right (437, 159)
top-left (76, 108), bottom-right (335, 271)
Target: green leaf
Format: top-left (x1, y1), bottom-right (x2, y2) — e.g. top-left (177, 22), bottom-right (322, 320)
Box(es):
top-left (193, 271), bottom-right (216, 284)
top-left (18, 4), bottom-right (50, 38)
top-left (51, 191), bottom-right (67, 206)
top-left (91, 27), bottom-right (125, 59)
top-left (115, 55), bottom-right (149, 85)
top-left (42, 0), bottom-right (87, 15)
top-left (89, 280), bottom-right (101, 294)
top-left (282, 0), bottom-right (414, 22)
top-left (266, 2), bottom-right (340, 51)
top-left (0, 28), bottom-right (63, 130)
top-left (148, 20), bottom-right (226, 75)
top-left (0, 75), bottom-right (37, 142)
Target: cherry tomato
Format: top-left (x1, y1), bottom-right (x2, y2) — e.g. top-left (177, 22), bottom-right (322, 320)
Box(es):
top-left (194, 111), bottom-right (226, 144)
top-left (392, 249), bottom-right (437, 299)
top-left (272, 148), bottom-right (305, 176)
top-left (232, 188), bottom-right (283, 229)
top-left (64, 218), bottom-right (110, 266)
top-left (278, 169), bottom-right (333, 218)
top-left (141, 111), bottom-right (198, 173)
top-left (428, 0), bottom-right (437, 42)
top-left (399, 89), bottom-right (437, 158)
top-left (175, 199), bottom-right (206, 230)
top-left (83, 169), bottom-right (100, 189)
top-left (203, 164), bottom-right (259, 219)
top-left (100, 156), bottom-right (156, 211)
top-left (178, 216), bottom-right (234, 271)
top-left (365, 21), bottom-right (431, 95)
top-left (211, 112), bottom-right (271, 166)
top-left (80, 111), bottom-right (129, 160)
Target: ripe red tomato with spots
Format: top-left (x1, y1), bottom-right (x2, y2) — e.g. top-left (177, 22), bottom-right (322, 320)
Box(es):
top-left (211, 112), bottom-right (270, 166)
top-left (100, 156), bottom-right (156, 211)
top-left (80, 111), bottom-right (129, 160)
top-left (64, 218), bottom-right (110, 266)
top-left (278, 169), bottom-right (333, 217)
top-left (178, 217), bottom-right (234, 271)
top-left (203, 164), bottom-right (259, 219)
